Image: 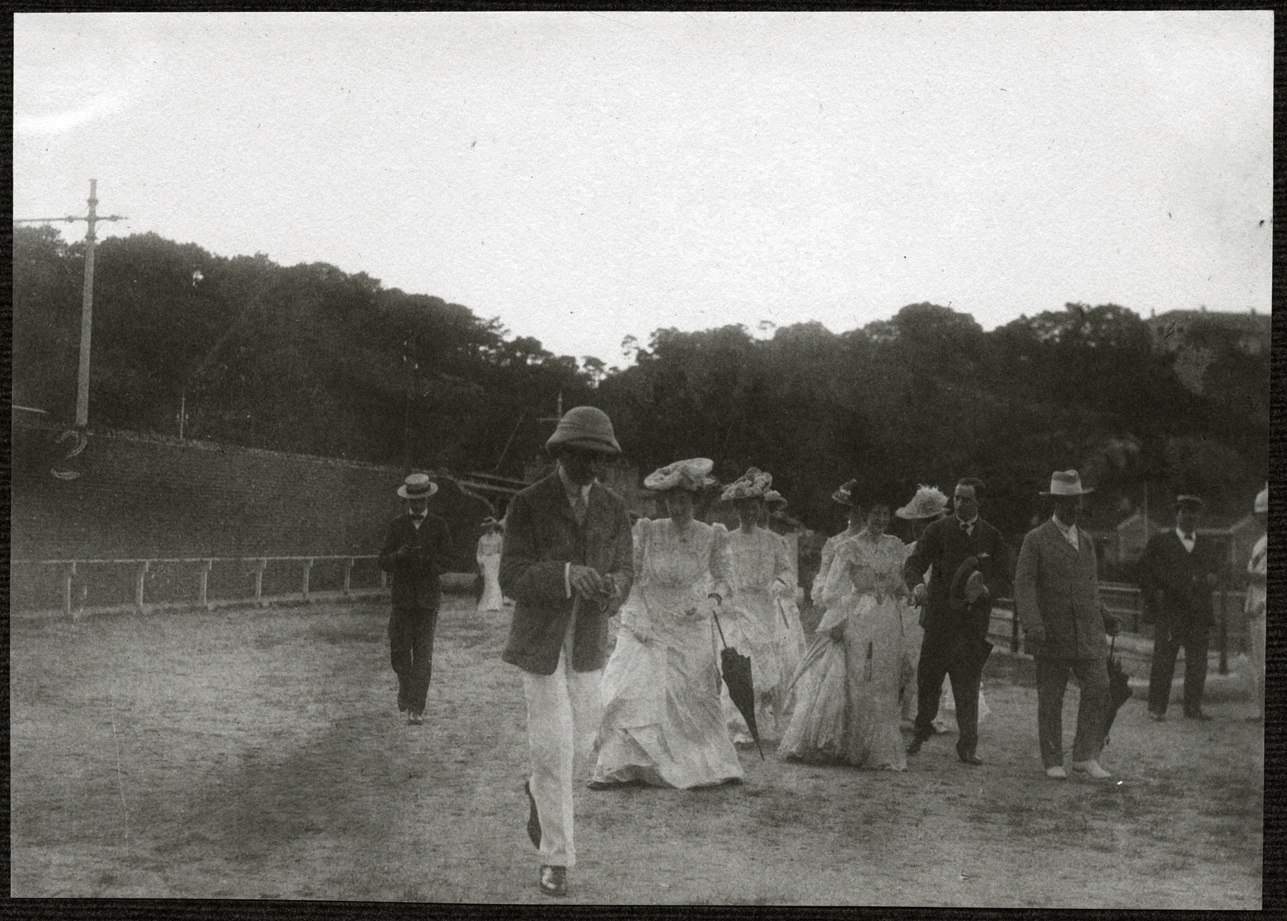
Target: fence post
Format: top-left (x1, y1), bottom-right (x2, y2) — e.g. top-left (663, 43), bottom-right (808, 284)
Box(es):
top-left (253, 559), bottom-right (267, 606)
top-left (1218, 587), bottom-right (1228, 675)
top-left (64, 562), bottom-right (77, 619)
top-left (343, 558), bottom-right (354, 596)
top-left (199, 559), bottom-right (213, 609)
top-left (302, 558), bottom-right (313, 603)
top-left (379, 569), bottom-right (388, 590)
top-left (135, 561), bottom-right (149, 614)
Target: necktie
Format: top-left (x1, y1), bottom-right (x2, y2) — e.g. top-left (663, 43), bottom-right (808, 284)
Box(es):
top-left (573, 492), bottom-right (588, 526)
top-left (1182, 531), bottom-right (1194, 541)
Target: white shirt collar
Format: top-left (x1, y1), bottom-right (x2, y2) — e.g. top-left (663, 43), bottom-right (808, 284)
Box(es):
top-left (1052, 515), bottom-right (1079, 544)
top-left (1175, 526), bottom-right (1196, 547)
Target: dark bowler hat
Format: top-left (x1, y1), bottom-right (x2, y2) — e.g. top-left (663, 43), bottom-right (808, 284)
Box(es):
top-left (397, 472), bottom-right (438, 500)
top-left (1175, 494), bottom-right (1204, 509)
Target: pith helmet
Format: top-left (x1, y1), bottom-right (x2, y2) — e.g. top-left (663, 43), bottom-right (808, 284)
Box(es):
top-left (545, 405), bottom-right (621, 455)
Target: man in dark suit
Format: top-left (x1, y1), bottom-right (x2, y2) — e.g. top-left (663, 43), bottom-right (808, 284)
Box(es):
top-left (1139, 494), bottom-right (1223, 721)
top-left (904, 476), bottom-right (1011, 765)
top-left (378, 473), bottom-right (453, 725)
top-left (500, 406), bottom-right (634, 898)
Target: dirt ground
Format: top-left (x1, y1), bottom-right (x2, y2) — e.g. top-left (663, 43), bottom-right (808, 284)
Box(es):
top-left (9, 595), bottom-right (1263, 907)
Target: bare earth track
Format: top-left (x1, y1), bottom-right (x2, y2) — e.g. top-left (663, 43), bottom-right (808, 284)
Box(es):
top-left (9, 597), bottom-right (1262, 907)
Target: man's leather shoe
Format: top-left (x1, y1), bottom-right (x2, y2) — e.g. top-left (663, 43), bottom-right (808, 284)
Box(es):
top-left (906, 737), bottom-right (924, 755)
top-left (1071, 759), bottom-right (1111, 779)
top-left (539, 865), bottom-right (567, 897)
top-left (956, 745), bottom-right (983, 766)
top-left (524, 781), bottom-right (541, 848)
top-left (1185, 710), bottom-right (1213, 721)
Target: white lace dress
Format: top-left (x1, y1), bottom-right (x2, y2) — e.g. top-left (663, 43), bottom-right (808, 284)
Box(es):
top-left (476, 532), bottom-right (504, 613)
top-left (720, 524), bottom-right (794, 743)
top-left (781, 532), bottom-right (909, 770)
top-left (592, 518), bottom-right (744, 788)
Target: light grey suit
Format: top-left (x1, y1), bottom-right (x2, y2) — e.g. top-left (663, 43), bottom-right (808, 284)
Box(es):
top-left (1014, 519), bottom-right (1111, 767)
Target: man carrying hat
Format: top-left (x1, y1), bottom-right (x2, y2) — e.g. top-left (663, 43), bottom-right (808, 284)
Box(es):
top-left (1015, 470), bottom-right (1119, 780)
top-left (1139, 493), bottom-right (1224, 721)
top-left (378, 473), bottom-right (454, 725)
top-left (904, 476), bottom-right (1011, 765)
top-left (500, 406), bottom-right (633, 897)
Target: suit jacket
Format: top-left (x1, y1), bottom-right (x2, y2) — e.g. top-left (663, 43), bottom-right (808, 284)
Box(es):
top-left (904, 514), bottom-right (1011, 637)
top-left (378, 512), bottom-right (453, 611)
top-left (500, 473), bottom-right (634, 675)
top-left (1137, 530), bottom-right (1222, 629)
top-left (1014, 520), bottom-right (1106, 660)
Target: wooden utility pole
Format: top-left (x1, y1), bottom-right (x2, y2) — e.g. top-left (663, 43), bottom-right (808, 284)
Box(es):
top-left (14, 179), bottom-right (126, 428)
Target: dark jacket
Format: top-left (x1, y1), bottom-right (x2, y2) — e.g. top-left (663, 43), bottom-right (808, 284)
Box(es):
top-left (1137, 530), bottom-right (1223, 629)
top-left (379, 512), bottom-right (453, 611)
top-left (905, 514), bottom-right (1011, 636)
top-left (500, 472), bottom-right (634, 675)
top-left (1014, 520), bottom-right (1107, 660)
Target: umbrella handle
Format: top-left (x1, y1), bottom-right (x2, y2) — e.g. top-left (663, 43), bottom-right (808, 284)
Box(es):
top-left (776, 598), bottom-right (790, 629)
top-left (711, 606), bottom-right (729, 649)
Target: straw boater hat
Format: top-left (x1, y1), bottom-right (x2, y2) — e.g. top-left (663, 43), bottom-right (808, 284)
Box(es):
top-left (1039, 470), bottom-right (1093, 497)
top-left (545, 405), bottom-right (621, 455)
top-left (830, 479), bottom-right (859, 507)
top-left (397, 472), bottom-right (438, 500)
top-left (721, 467), bottom-right (772, 502)
top-left (895, 485), bottom-right (949, 520)
top-left (1174, 494), bottom-right (1204, 509)
top-left (1254, 484), bottom-right (1268, 514)
top-left (765, 489), bottom-right (787, 509)
top-left (644, 458), bottom-right (715, 492)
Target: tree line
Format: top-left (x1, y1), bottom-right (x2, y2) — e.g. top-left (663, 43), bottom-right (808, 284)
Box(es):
top-left (13, 227), bottom-right (1268, 538)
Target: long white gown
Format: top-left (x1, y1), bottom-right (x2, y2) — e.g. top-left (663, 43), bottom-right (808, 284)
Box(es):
top-left (721, 524), bottom-right (794, 743)
top-left (770, 530), bottom-right (807, 713)
top-left (781, 532), bottom-right (908, 770)
top-left (592, 518), bottom-right (744, 788)
top-left (476, 532), bottom-right (504, 613)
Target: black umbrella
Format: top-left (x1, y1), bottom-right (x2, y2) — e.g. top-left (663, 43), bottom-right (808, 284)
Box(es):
top-left (1103, 634), bottom-right (1132, 747)
top-left (711, 608), bottom-right (765, 761)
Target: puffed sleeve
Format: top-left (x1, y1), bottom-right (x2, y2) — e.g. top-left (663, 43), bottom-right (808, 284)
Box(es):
top-left (708, 522), bottom-right (732, 600)
top-left (817, 540), bottom-right (856, 609)
top-left (770, 532), bottom-right (792, 597)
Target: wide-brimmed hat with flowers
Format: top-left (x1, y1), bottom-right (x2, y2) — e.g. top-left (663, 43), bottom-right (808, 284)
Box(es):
top-left (644, 458), bottom-right (716, 493)
top-left (764, 489), bottom-right (788, 509)
top-left (721, 467), bottom-right (772, 502)
top-left (830, 479), bottom-right (858, 507)
top-left (895, 485), bottom-right (949, 520)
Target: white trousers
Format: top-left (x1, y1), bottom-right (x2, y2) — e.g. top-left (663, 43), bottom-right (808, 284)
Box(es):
top-left (522, 642), bottom-right (602, 868)
top-left (1247, 615), bottom-right (1265, 719)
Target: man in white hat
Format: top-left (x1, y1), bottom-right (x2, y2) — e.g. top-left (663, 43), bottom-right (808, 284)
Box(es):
top-left (1138, 493), bottom-right (1224, 721)
top-left (1015, 470), bottom-right (1120, 780)
top-left (378, 473), bottom-right (453, 725)
top-left (1244, 484), bottom-right (1267, 723)
top-left (499, 406), bottom-right (634, 897)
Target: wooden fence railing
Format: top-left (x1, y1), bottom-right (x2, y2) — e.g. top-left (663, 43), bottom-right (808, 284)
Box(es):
top-left (10, 555), bottom-right (391, 618)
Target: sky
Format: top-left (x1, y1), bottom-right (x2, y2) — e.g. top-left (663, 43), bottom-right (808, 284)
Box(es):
top-left (13, 11), bottom-right (1273, 367)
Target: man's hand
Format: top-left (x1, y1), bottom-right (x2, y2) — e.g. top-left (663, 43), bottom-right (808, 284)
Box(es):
top-left (569, 564), bottom-right (609, 599)
top-left (911, 583), bottom-right (927, 606)
top-left (829, 622), bottom-right (846, 642)
top-left (1103, 613), bottom-right (1121, 637)
top-left (1025, 624), bottom-right (1046, 649)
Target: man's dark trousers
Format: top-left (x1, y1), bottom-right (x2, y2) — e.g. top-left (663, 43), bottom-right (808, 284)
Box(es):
top-left (1147, 619), bottom-right (1208, 716)
top-left (390, 606), bottom-right (438, 714)
top-left (913, 614), bottom-right (986, 750)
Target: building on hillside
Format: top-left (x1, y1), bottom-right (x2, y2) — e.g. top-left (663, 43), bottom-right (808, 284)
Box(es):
top-left (1145, 308), bottom-right (1270, 356)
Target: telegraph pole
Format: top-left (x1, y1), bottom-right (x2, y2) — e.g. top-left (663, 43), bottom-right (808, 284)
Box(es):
top-left (14, 179), bottom-right (126, 428)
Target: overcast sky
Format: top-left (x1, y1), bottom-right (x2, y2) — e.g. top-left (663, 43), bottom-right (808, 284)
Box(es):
top-left (13, 11), bottom-right (1272, 366)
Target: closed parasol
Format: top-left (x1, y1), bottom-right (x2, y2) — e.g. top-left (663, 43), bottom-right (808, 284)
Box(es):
top-left (1103, 633), bottom-right (1132, 746)
top-left (711, 607), bottom-right (765, 760)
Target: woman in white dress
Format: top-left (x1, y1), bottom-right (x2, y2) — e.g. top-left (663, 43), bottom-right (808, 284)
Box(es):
top-left (893, 486), bottom-right (948, 723)
top-left (591, 458), bottom-right (744, 789)
top-left (810, 479), bottom-right (865, 613)
top-left (719, 467), bottom-right (793, 744)
top-left (762, 489), bottom-right (807, 712)
top-left (475, 517), bottom-right (505, 613)
top-left (781, 491), bottom-right (909, 770)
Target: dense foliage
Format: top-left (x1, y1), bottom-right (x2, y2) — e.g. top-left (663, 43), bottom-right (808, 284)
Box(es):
top-left (14, 227), bottom-right (1269, 535)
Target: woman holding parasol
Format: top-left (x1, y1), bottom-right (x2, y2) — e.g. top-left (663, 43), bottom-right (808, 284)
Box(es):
top-left (781, 485), bottom-right (909, 770)
top-left (590, 459), bottom-right (744, 788)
